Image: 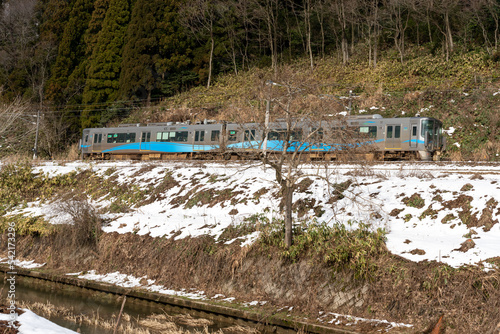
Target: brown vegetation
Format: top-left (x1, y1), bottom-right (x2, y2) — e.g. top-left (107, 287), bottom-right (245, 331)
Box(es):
top-left (3, 229), bottom-right (500, 334)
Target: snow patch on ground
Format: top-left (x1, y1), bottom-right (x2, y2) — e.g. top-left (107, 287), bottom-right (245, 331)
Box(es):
top-left (0, 309), bottom-right (78, 334)
top-left (8, 161), bottom-right (500, 269)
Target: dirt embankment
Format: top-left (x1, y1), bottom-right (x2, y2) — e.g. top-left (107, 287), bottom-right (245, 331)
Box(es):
top-left (3, 232), bottom-right (500, 334)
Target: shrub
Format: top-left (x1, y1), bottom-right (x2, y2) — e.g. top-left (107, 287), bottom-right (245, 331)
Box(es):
top-left (55, 196), bottom-right (102, 249)
top-left (258, 220), bottom-right (387, 281)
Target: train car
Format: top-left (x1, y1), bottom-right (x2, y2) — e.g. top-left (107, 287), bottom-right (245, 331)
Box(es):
top-left (81, 115), bottom-right (446, 161)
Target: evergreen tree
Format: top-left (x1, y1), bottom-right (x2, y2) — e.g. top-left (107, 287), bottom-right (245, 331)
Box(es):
top-left (120, 0), bottom-right (193, 102)
top-left (84, 0), bottom-right (110, 57)
top-left (119, 0), bottom-right (163, 103)
top-left (46, 0), bottom-right (93, 104)
top-left (156, 0), bottom-right (195, 96)
top-left (82, 0), bottom-right (130, 128)
top-left (38, 0), bottom-right (75, 45)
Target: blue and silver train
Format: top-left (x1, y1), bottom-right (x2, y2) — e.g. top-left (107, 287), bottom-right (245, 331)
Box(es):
top-left (81, 115), bottom-right (446, 161)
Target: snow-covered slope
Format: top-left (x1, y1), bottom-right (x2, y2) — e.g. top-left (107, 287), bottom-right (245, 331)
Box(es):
top-left (12, 161), bottom-right (500, 269)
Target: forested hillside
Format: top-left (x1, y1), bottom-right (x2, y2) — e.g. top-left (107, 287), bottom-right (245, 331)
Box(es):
top-left (1, 0), bottom-right (500, 159)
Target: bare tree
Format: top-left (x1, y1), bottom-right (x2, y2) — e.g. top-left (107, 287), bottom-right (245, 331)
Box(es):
top-left (485, 0), bottom-right (500, 52)
top-left (327, 0), bottom-right (357, 66)
top-left (232, 67), bottom-right (358, 247)
top-left (0, 94), bottom-right (30, 137)
top-left (365, 0), bottom-right (381, 68)
top-left (384, 0), bottom-right (411, 64)
top-left (0, 91), bottom-right (37, 157)
top-left (0, 0), bottom-right (40, 95)
top-left (469, 0), bottom-right (499, 55)
top-left (251, 0), bottom-right (281, 73)
top-left (234, 0), bottom-right (256, 71)
top-left (315, 0), bottom-right (328, 59)
top-left (179, 0), bottom-right (218, 88)
top-left (431, 0), bottom-right (461, 61)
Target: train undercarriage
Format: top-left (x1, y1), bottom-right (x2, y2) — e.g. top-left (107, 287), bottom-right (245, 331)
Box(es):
top-left (83, 149), bottom-right (440, 162)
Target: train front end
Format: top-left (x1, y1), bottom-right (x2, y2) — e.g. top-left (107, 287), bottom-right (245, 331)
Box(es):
top-left (419, 118), bottom-right (446, 161)
top-left (81, 128), bottom-right (92, 159)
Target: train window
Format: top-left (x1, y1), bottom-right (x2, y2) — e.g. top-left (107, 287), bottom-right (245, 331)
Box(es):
top-left (268, 129), bottom-right (286, 140)
top-left (359, 126), bottom-right (377, 138)
top-left (394, 126), bottom-right (401, 138)
top-left (194, 130), bottom-right (205, 142)
top-left (106, 133), bottom-right (135, 143)
top-left (412, 126), bottom-right (417, 136)
top-left (421, 120), bottom-right (434, 136)
top-left (268, 130), bottom-right (302, 141)
top-left (268, 131), bottom-right (280, 141)
top-left (211, 130), bottom-right (220, 141)
top-left (291, 130), bottom-right (302, 141)
top-left (94, 135), bottom-right (99, 143)
top-left (141, 132), bottom-right (151, 143)
top-left (157, 132), bottom-right (167, 142)
top-left (85, 135), bottom-right (89, 143)
top-left (311, 128), bottom-right (324, 141)
top-left (98, 134), bottom-right (102, 143)
top-left (244, 130), bottom-right (256, 141)
top-left (156, 132), bottom-right (166, 142)
top-left (387, 126), bottom-right (393, 138)
top-left (179, 132), bottom-right (188, 142)
top-left (228, 130), bottom-right (238, 141)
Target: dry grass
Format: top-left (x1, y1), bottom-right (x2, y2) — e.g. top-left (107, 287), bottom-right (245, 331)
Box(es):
top-left (222, 325), bottom-right (260, 334)
top-left (54, 194), bottom-right (103, 250)
top-left (19, 300), bottom-right (225, 334)
top-left (344, 165), bottom-right (390, 180)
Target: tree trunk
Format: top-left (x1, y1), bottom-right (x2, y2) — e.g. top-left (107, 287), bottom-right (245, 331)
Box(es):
top-left (304, 0), bottom-right (314, 70)
top-left (283, 183), bottom-right (293, 248)
top-left (444, 10), bottom-right (453, 61)
top-left (207, 35), bottom-right (214, 88)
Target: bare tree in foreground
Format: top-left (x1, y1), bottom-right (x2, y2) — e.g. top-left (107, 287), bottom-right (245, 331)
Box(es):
top-left (0, 93), bottom-right (36, 156)
top-left (0, 96), bottom-right (29, 136)
top-left (232, 67), bottom-right (361, 247)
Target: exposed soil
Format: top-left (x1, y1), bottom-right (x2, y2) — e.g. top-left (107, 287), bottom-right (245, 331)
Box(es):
top-left (3, 232), bottom-right (500, 334)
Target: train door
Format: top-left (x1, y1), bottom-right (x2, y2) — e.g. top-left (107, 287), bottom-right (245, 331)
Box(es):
top-left (244, 129), bottom-right (256, 149)
top-left (385, 124), bottom-right (401, 149)
top-left (409, 123), bottom-right (418, 148)
top-left (92, 132), bottom-right (103, 152)
top-left (193, 130), bottom-right (205, 151)
top-left (140, 131), bottom-right (151, 150)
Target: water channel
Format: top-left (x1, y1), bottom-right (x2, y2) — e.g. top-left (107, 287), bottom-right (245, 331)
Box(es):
top-left (0, 272), bottom-right (272, 334)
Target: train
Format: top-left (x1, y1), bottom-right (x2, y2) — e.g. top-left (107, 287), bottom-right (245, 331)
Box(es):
top-left (81, 114), bottom-right (446, 161)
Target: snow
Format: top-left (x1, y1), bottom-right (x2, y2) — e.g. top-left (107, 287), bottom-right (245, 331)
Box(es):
top-left (318, 311), bottom-right (413, 330)
top-left (2, 160), bottom-right (500, 331)
top-left (0, 259), bottom-right (45, 269)
top-left (444, 127), bottom-right (455, 136)
top-left (8, 161), bottom-right (500, 269)
top-left (0, 309), bottom-right (78, 334)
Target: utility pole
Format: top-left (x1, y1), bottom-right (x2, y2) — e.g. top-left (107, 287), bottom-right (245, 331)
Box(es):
top-left (348, 90), bottom-right (352, 115)
top-left (33, 109), bottom-right (40, 159)
top-left (263, 99), bottom-right (270, 157)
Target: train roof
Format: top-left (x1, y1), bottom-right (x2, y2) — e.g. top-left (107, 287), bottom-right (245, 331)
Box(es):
top-left (82, 115), bottom-right (442, 131)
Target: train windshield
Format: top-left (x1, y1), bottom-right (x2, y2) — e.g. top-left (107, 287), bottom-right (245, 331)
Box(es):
top-left (421, 119), bottom-right (443, 149)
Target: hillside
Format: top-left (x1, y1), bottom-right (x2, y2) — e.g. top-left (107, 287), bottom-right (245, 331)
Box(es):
top-left (1, 160), bottom-right (499, 333)
top-left (2, 0), bottom-right (500, 160)
top-left (133, 53), bottom-right (500, 162)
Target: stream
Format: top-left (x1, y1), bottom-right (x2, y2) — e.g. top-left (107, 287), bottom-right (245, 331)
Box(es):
top-left (0, 272), bottom-right (261, 334)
